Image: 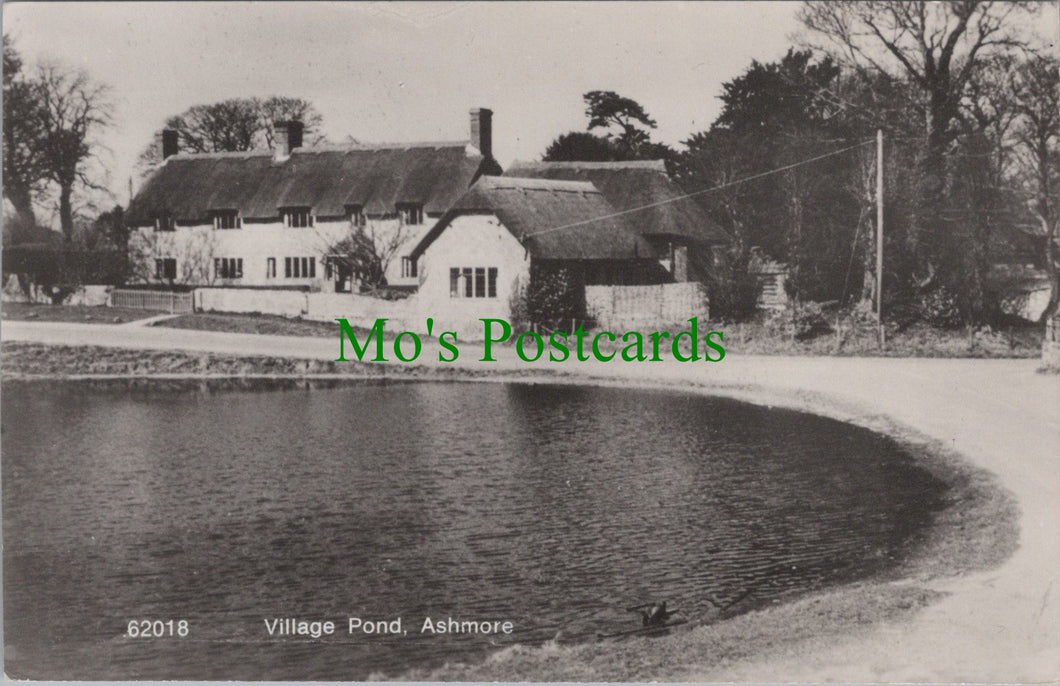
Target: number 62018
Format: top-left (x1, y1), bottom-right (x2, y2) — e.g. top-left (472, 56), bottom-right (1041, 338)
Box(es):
top-left (126, 620), bottom-right (188, 638)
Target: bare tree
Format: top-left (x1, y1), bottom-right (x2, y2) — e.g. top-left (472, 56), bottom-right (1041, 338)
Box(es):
top-left (256, 96), bottom-right (325, 149)
top-left (137, 96), bottom-right (325, 172)
top-left (798, 1), bottom-right (1040, 286)
top-left (1009, 54), bottom-right (1059, 321)
top-left (33, 61), bottom-right (113, 240)
top-left (321, 219), bottom-right (413, 291)
top-left (799, 2), bottom-right (1037, 153)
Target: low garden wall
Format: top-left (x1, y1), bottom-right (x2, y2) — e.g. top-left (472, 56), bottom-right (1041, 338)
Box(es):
top-left (195, 288), bottom-right (307, 317)
top-left (192, 288), bottom-right (421, 331)
top-left (304, 292), bottom-right (418, 330)
top-left (585, 282), bottom-right (709, 329)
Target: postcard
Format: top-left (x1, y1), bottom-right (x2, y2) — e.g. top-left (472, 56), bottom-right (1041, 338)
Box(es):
top-left (2, 1), bottom-right (1058, 682)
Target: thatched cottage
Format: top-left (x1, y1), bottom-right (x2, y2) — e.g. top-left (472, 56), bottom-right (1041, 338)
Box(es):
top-left (125, 109), bottom-right (501, 291)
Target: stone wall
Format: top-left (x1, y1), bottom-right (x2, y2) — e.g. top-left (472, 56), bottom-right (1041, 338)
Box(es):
top-left (585, 282), bottom-right (709, 330)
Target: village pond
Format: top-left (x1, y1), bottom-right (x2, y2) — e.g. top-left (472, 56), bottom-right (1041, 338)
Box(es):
top-left (2, 379), bottom-right (947, 680)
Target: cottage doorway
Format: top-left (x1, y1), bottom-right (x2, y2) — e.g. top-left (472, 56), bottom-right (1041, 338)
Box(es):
top-left (334, 263), bottom-right (353, 293)
top-left (326, 256), bottom-right (354, 293)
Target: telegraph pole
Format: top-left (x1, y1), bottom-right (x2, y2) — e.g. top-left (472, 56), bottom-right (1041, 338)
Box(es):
top-left (876, 129), bottom-right (885, 348)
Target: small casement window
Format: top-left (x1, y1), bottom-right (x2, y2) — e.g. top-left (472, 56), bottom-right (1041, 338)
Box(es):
top-left (284, 256), bottom-right (316, 278)
top-left (266, 257), bottom-right (277, 279)
top-left (211, 210), bottom-right (241, 230)
top-left (347, 205), bottom-right (366, 228)
top-left (155, 258), bottom-right (176, 280)
top-left (401, 257), bottom-right (418, 278)
top-left (397, 203), bottom-right (423, 226)
top-left (282, 207), bottom-right (314, 228)
top-left (449, 266), bottom-right (497, 298)
top-left (214, 257), bottom-right (243, 279)
top-left (154, 214), bottom-right (175, 232)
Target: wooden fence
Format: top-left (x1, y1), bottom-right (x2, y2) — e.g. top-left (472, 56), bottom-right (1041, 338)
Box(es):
top-left (584, 282), bottom-right (709, 329)
top-left (110, 289), bottom-right (194, 313)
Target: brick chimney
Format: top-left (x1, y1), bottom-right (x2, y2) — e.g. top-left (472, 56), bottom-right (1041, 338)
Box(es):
top-left (469, 108), bottom-right (492, 159)
top-left (274, 120), bottom-right (304, 159)
top-left (162, 129), bottom-right (179, 159)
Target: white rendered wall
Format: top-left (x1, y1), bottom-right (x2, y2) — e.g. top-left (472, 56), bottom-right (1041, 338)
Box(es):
top-left (130, 217), bottom-right (430, 290)
top-left (415, 214), bottom-right (530, 335)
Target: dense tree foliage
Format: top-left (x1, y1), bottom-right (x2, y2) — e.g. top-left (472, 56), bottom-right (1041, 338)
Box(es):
top-left (543, 91), bottom-right (674, 163)
top-left (797, 0), bottom-right (1049, 323)
top-left (3, 37), bottom-right (112, 241)
top-left (536, 7), bottom-right (1054, 327)
top-left (3, 38), bottom-right (47, 229)
top-left (675, 49), bottom-right (873, 309)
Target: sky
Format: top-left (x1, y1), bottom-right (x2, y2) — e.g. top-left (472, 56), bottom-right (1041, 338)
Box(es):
top-left (3, 1), bottom-right (808, 209)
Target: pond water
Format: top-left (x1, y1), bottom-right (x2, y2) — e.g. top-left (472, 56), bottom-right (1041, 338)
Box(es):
top-left (1, 380), bottom-right (946, 680)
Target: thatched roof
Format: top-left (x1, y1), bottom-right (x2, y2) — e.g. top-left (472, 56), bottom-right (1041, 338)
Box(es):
top-left (125, 142), bottom-right (500, 225)
top-left (504, 160), bottom-right (730, 245)
top-left (410, 176), bottom-right (654, 261)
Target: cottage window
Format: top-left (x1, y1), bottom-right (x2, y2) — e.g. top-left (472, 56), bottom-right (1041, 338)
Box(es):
top-left (212, 210), bottom-right (242, 230)
top-left (347, 206), bottom-right (366, 228)
top-left (154, 215), bottom-right (175, 232)
top-left (284, 256), bottom-right (316, 278)
top-left (214, 257), bottom-right (243, 279)
top-left (282, 207), bottom-right (314, 228)
top-left (401, 257), bottom-right (418, 278)
top-left (397, 204), bottom-right (423, 226)
top-left (155, 258), bottom-right (176, 280)
top-left (449, 266), bottom-right (497, 298)
top-left (266, 257), bottom-right (277, 279)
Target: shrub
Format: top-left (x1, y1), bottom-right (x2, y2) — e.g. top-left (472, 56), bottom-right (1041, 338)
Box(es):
top-left (702, 251), bottom-right (760, 322)
top-left (525, 264), bottom-right (584, 329)
top-left (764, 301), bottom-right (833, 341)
top-left (916, 286), bottom-right (964, 328)
top-left (790, 301), bottom-right (832, 340)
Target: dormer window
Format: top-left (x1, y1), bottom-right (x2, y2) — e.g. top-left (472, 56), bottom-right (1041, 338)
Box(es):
top-left (397, 203), bottom-right (423, 226)
top-left (282, 207), bottom-right (314, 228)
top-left (154, 214), bottom-right (175, 232)
top-left (347, 205), bottom-right (366, 228)
top-left (212, 210), bottom-right (242, 230)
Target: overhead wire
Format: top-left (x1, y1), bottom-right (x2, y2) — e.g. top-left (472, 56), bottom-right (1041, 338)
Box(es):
top-left (521, 139), bottom-right (877, 241)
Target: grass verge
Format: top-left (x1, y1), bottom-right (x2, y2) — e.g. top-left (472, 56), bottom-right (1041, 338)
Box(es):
top-left (152, 311), bottom-right (347, 338)
top-left (1, 302), bottom-right (164, 324)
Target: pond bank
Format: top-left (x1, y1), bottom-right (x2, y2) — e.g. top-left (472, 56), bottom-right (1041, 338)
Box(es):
top-left (1, 326), bottom-right (1057, 682)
